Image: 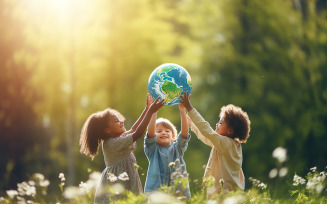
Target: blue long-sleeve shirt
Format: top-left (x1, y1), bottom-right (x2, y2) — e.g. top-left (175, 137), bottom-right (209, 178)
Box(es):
top-left (144, 133), bottom-right (191, 197)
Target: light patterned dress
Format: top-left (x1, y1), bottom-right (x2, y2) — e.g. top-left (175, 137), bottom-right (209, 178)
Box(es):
top-left (94, 134), bottom-right (142, 204)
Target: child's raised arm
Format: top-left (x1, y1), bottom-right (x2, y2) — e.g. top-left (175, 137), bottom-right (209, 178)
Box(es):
top-left (187, 115), bottom-right (213, 147)
top-left (147, 111), bottom-right (157, 138)
top-left (126, 93), bottom-right (153, 135)
top-left (131, 97), bottom-right (164, 142)
top-left (179, 103), bottom-right (188, 139)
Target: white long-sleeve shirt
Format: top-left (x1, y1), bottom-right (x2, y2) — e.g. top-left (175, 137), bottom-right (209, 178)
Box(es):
top-left (188, 109), bottom-right (245, 196)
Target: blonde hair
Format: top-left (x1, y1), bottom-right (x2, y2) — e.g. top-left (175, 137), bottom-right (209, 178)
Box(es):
top-left (79, 108), bottom-right (125, 160)
top-left (155, 118), bottom-right (177, 140)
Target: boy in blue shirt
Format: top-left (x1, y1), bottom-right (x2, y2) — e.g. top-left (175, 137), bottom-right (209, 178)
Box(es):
top-left (144, 103), bottom-right (191, 197)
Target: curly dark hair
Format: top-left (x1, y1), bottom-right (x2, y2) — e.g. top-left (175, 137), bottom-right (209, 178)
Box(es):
top-left (219, 104), bottom-right (251, 143)
top-left (79, 108), bottom-right (125, 160)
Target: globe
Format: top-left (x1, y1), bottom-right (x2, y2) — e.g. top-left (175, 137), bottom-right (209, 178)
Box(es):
top-left (148, 63), bottom-right (192, 106)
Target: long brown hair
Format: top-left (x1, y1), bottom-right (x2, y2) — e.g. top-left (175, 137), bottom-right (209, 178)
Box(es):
top-left (79, 108), bottom-right (125, 160)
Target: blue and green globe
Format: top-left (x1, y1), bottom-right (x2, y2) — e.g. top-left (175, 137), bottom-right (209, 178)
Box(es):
top-left (148, 63), bottom-right (192, 106)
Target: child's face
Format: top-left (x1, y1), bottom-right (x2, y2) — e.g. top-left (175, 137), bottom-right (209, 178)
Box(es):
top-left (106, 114), bottom-right (126, 137)
top-left (155, 123), bottom-right (174, 146)
top-left (215, 116), bottom-right (232, 136)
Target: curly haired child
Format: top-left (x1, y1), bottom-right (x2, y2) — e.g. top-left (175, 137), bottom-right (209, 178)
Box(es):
top-left (180, 91), bottom-right (250, 198)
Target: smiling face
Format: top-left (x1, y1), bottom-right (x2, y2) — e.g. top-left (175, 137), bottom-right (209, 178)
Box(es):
top-left (155, 123), bottom-right (175, 146)
top-left (215, 116), bottom-right (233, 137)
top-left (105, 114), bottom-right (126, 138)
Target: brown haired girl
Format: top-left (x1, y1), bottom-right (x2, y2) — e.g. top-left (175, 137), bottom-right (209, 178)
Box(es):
top-left (80, 94), bottom-right (164, 203)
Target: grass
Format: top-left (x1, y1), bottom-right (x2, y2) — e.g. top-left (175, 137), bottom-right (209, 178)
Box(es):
top-left (1, 166), bottom-right (326, 204)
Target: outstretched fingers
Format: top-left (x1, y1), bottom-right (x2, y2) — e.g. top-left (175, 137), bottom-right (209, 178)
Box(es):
top-left (179, 91), bottom-right (193, 111)
top-left (180, 91), bottom-right (189, 103)
top-left (150, 97), bottom-right (165, 112)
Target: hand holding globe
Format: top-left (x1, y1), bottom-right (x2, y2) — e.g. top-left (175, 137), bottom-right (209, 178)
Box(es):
top-left (148, 63), bottom-right (192, 106)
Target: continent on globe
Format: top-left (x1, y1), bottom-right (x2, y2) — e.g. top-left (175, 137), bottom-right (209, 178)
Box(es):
top-left (148, 63), bottom-right (192, 106)
top-left (161, 80), bottom-right (183, 102)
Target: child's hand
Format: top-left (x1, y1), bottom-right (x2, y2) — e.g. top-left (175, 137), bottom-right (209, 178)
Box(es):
top-left (146, 93), bottom-right (153, 109)
top-left (148, 97), bottom-right (165, 113)
top-left (179, 91), bottom-right (193, 112)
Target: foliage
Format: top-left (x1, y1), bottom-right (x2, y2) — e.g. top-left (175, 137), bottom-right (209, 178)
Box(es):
top-left (184, 0), bottom-right (327, 184)
top-left (1, 166), bottom-right (326, 203)
top-left (0, 0), bottom-right (53, 191)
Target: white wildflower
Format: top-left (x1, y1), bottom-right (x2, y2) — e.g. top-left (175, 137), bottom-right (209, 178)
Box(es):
top-left (17, 182), bottom-right (36, 197)
top-left (258, 183), bottom-right (267, 189)
top-left (171, 172), bottom-right (181, 180)
top-left (79, 182), bottom-right (90, 194)
top-left (33, 173), bottom-right (45, 181)
top-left (118, 172), bottom-right (129, 181)
top-left (111, 183), bottom-right (125, 195)
top-left (223, 195), bottom-right (246, 204)
top-left (25, 186), bottom-right (36, 197)
top-left (39, 179), bottom-right (50, 187)
top-left (63, 186), bottom-right (82, 200)
top-left (107, 173), bottom-right (118, 182)
top-left (306, 181), bottom-right (315, 190)
top-left (183, 171), bottom-right (189, 177)
top-left (148, 191), bottom-right (176, 203)
top-left (293, 174), bottom-right (306, 186)
top-left (86, 172), bottom-right (100, 190)
top-left (279, 167), bottom-right (288, 177)
top-left (168, 162), bottom-right (175, 167)
top-left (249, 177), bottom-right (260, 185)
top-left (59, 173), bottom-right (65, 182)
top-left (269, 168), bottom-right (278, 179)
top-left (207, 200), bottom-right (218, 204)
top-left (17, 196), bottom-right (25, 203)
top-left (89, 171), bottom-right (101, 181)
top-left (6, 190), bottom-right (18, 199)
top-left (316, 184), bottom-right (324, 194)
top-left (310, 167), bottom-right (317, 172)
top-left (59, 173), bottom-right (65, 186)
top-left (272, 147), bottom-right (287, 163)
top-left (318, 172), bottom-right (326, 181)
top-left (177, 196), bottom-right (187, 200)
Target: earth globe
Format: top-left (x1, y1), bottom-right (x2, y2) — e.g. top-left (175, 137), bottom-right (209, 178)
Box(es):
top-left (148, 63), bottom-right (192, 106)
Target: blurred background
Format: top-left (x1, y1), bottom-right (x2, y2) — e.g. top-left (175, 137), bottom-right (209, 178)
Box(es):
top-left (1, 0), bottom-right (326, 199)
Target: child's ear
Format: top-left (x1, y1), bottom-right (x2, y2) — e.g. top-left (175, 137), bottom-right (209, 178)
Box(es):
top-left (104, 128), bottom-right (111, 134)
top-left (228, 128), bottom-right (234, 136)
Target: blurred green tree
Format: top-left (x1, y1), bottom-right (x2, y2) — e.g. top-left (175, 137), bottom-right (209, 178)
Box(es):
top-left (184, 0), bottom-right (327, 191)
top-left (0, 1), bottom-right (52, 193)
